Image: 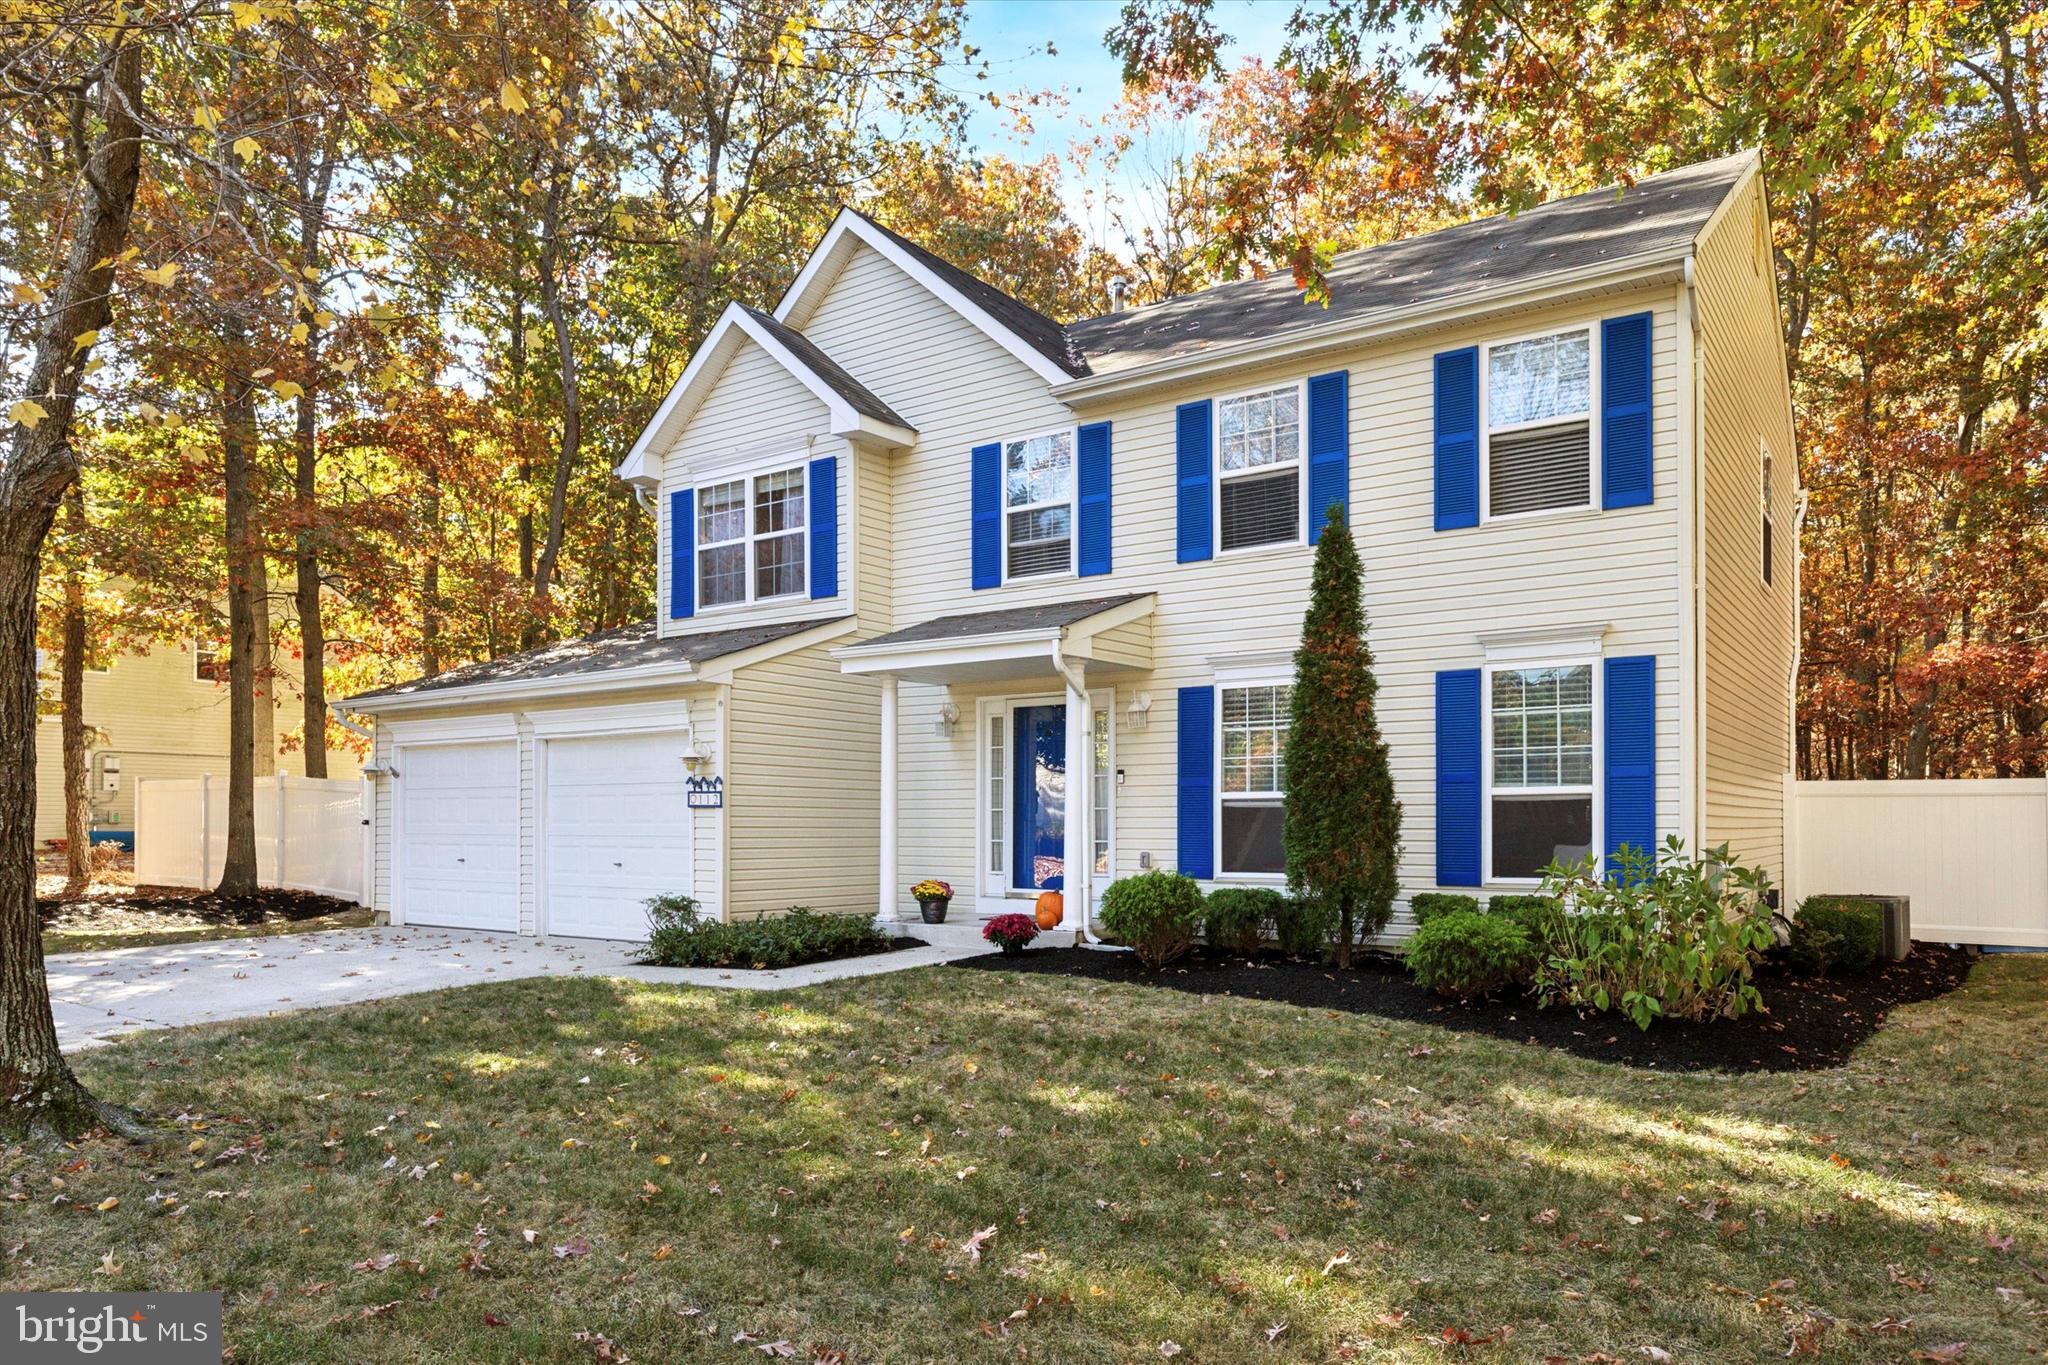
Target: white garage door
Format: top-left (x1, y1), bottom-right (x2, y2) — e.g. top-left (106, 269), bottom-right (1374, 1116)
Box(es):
top-left (543, 732), bottom-right (692, 940)
top-left (399, 741), bottom-right (519, 931)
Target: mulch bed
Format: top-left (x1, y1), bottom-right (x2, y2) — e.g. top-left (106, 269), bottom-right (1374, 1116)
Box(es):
top-left (36, 886), bottom-right (359, 928)
top-left (949, 942), bottom-right (1975, 1073)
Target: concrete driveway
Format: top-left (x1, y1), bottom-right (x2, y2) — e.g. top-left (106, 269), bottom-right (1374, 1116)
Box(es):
top-left (48, 923), bottom-right (987, 1051)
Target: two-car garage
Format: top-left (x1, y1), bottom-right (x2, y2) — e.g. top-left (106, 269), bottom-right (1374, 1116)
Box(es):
top-left (390, 717), bottom-right (694, 941)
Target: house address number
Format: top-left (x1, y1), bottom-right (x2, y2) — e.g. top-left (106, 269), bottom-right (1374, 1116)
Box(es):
top-left (686, 775), bottom-right (724, 809)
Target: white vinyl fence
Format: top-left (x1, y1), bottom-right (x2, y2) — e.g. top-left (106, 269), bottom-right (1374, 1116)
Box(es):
top-left (135, 774), bottom-right (367, 903)
top-left (1787, 777), bottom-right (2048, 947)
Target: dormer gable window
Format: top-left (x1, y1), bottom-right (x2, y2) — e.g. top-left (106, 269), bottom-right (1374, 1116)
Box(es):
top-left (697, 463), bottom-right (807, 609)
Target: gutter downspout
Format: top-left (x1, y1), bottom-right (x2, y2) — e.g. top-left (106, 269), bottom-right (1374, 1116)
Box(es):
top-left (1675, 258), bottom-right (1707, 856)
top-left (329, 700), bottom-right (378, 911)
top-left (1050, 634), bottom-right (1092, 943)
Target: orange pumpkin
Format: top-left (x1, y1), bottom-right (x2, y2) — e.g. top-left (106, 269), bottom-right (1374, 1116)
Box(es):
top-left (1034, 890), bottom-right (1064, 930)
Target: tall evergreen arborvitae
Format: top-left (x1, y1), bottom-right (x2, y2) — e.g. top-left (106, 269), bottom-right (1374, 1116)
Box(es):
top-left (1284, 505), bottom-right (1401, 967)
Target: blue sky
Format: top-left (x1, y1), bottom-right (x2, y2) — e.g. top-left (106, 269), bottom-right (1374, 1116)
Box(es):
top-left (948, 1), bottom-right (1300, 246)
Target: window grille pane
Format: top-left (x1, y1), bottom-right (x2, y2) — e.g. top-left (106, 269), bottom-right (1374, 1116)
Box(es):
top-left (754, 530), bottom-right (804, 599)
top-left (1219, 684), bottom-right (1291, 798)
top-left (1221, 799), bottom-right (1286, 874)
top-left (698, 542), bottom-right (745, 607)
top-left (1491, 795), bottom-right (1593, 878)
top-left (1491, 664), bottom-right (1593, 792)
top-left (1220, 468), bottom-right (1300, 549)
top-left (1004, 432), bottom-right (1073, 508)
top-left (1489, 422), bottom-right (1591, 516)
top-left (753, 468), bottom-right (805, 535)
top-left (988, 714), bottom-right (1005, 874)
top-left (1488, 330), bottom-right (1589, 428)
top-left (699, 480), bottom-right (745, 545)
top-left (1007, 505), bottom-right (1070, 578)
top-left (1217, 386), bottom-right (1299, 472)
top-left (1093, 709), bottom-right (1111, 876)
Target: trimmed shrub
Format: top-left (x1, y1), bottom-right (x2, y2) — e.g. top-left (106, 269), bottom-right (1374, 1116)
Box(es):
top-left (1530, 840), bottom-right (1777, 1030)
top-left (1405, 911), bottom-right (1537, 999)
top-left (1488, 893), bottom-right (1565, 941)
top-left (1204, 887), bottom-right (1288, 955)
top-left (1271, 896), bottom-right (1335, 958)
top-left (1786, 896), bottom-right (1883, 976)
top-left (1099, 870), bottom-right (1204, 968)
top-left (1408, 892), bottom-right (1481, 926)
top-left (639, 898), bottom-right (892, 969)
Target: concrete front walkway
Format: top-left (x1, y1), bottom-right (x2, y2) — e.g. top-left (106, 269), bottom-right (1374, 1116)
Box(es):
top-left (50, 921), bottom-right (993, 1051)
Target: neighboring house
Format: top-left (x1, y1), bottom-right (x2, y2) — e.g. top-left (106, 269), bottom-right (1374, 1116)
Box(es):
top-left (343, 148), bottom-right (1798, 944)
top-left (34, 638), bottom-right (360, 845)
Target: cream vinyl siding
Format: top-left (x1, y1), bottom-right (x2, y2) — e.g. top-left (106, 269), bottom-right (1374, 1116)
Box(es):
top-left (1695, 174), bottom-right (1799, 884)
top-left (798, 237), bottom-right (1684, 927)
top-left (651, 338), bottom-right (849, 637)
top-left (365, 683), bottom-right (716, 931)
top-left (33, 639), bottom-right (360, 842)
top-left (725, 638), bottom-right (882, 920)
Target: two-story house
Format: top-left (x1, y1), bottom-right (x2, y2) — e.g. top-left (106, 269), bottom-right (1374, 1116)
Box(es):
top-left (343, 149), bottom-right (1798, 944)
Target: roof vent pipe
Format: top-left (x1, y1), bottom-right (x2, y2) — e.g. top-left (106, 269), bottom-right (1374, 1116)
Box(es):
top-left (1107, 277), bottom-right (1129, 314)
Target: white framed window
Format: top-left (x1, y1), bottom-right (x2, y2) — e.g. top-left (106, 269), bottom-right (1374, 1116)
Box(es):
top-left (1217, 681), bottom-right (1292, 877)
top-left (1092, 707), bottom-right (1112, 878)
top-left (1481, 326), bottom-right (1597, 520)
top-left (1484, 660), bottom-right (1597, 882)
top-left (193, 642), bottom-right (228, 683)
top-left (985, 708), bottom-right (1007, 884)
top-left (1215, 381), bottom-right (1305, 552)
top-left (1002, 430), bottom-right (1074, 580)
top-left (696, 463), bottom-right (806, 610)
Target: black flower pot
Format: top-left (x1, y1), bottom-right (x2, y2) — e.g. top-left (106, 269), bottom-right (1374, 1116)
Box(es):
top-left (918, 897), bottom-right (950, 924)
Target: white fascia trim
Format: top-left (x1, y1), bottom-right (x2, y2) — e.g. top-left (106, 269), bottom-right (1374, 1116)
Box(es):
top-left (1051, 252), bottom-right (1692, 407)
top-left (526, 699), bottom-right (691, 738)
top-left (347, 660), bottom-right (700, 716)
top-left (1060, 593), bottom-right (1158, 651)
top-left (835, 629), bottom-right (1061, 676)
top-left (1479, 623), bottom-right (1611, 664)
top-left (690, 616), bottom-right (860, 683)
top-left (615, 303), bottom-right (914, 487)
top-left (1209, 648), bottom-right (1297, 686)
top-left (383, 713), bottom-right (520, 744)
top-left (773, 209), bottom-right (1076, 388)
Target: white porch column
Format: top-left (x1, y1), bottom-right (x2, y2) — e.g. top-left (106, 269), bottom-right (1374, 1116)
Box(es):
top-left (879, 675), bottom-right (898, 921)
top-left (1061, 676), bottom-right (1091, 935)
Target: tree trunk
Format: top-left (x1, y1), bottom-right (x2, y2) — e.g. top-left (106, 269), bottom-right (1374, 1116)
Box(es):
top-left (421, 467), bottom-right (443, 677)
top-left (1336, 895), bottom-right (1354, 970)
top-left (293, 143), bottom-right (334, 778)
top-left (528, 172), bottom-right (580, 642)
top-left (0, 39), bottom-right (147, 1142)
top-left (217, 349), bottom-right (262, 896)
top-left (60, 489), bottom-right (91, 895)
top-left (251, 554), bottom-right (275, 777)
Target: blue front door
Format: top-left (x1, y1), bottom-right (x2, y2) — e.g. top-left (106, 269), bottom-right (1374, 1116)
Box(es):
top-left (1012, 705), bottom-right (1066, 891)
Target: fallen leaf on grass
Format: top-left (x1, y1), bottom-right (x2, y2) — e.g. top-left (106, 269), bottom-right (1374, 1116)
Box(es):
top-left (1265, 1321), bottom-right (1289, 1342)
top-left (1158, 1344), bottom-right (1182, 1358)
top-left (571, 1328), bottom-right (629, 1360)
top-left (553, 1236), bottom-right (592, 1260)
top-left (961, 1225), bottom-right (996, 1263)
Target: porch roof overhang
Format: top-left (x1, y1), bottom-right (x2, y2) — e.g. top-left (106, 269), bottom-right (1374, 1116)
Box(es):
top-left (834, 592), bottom-right (1155, 685)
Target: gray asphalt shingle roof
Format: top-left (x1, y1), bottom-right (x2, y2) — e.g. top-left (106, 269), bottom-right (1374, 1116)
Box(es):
top-left (741, 306), bottom-right (911, 427)
top-left (852, 594), bottom-right (1152, 651)
top-left (848, 209), bottom-right (1089, 378)
top-left (1064, 152), bottom-right (1753, 377)
top-left (836, 153), bottom-right (1750, 386)
top-left (347, 616), bottom-right (846, 704)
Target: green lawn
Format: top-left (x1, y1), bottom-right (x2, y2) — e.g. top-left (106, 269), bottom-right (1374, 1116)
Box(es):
top-left (6, 956), bottom-right (2045, 1362)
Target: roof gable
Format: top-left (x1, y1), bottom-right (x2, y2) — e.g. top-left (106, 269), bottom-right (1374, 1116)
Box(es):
top-left (772, 207), bottom-right (1085, 385)
top-left (616, 302), bottom-right (914, 487)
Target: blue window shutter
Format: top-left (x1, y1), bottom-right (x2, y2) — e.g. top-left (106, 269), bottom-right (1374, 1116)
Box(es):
top-left (1176, 685), bottom-right (1215, 878)
top-left (807, 455), bottom-right (838, 599)
top-left (970, 441), bottom-right (1002, 590)
top-left (1435, 668), bottom-right (1481, 885)
top-left (1604, 654), bottom-right (1657, 877)
top-left (1175, 400), bottom-right (1213, 563)
top-left (1306, 370), bottom-right (1348, 542)
top-left (1601, 311), bottom-right (1654, 509)
top-left (1433, 348), bottom-right (1479, 530)
top-left (668, 488), bottom-right (694, 619)
top-left (1077, 421), bottom-right (1112, 576)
